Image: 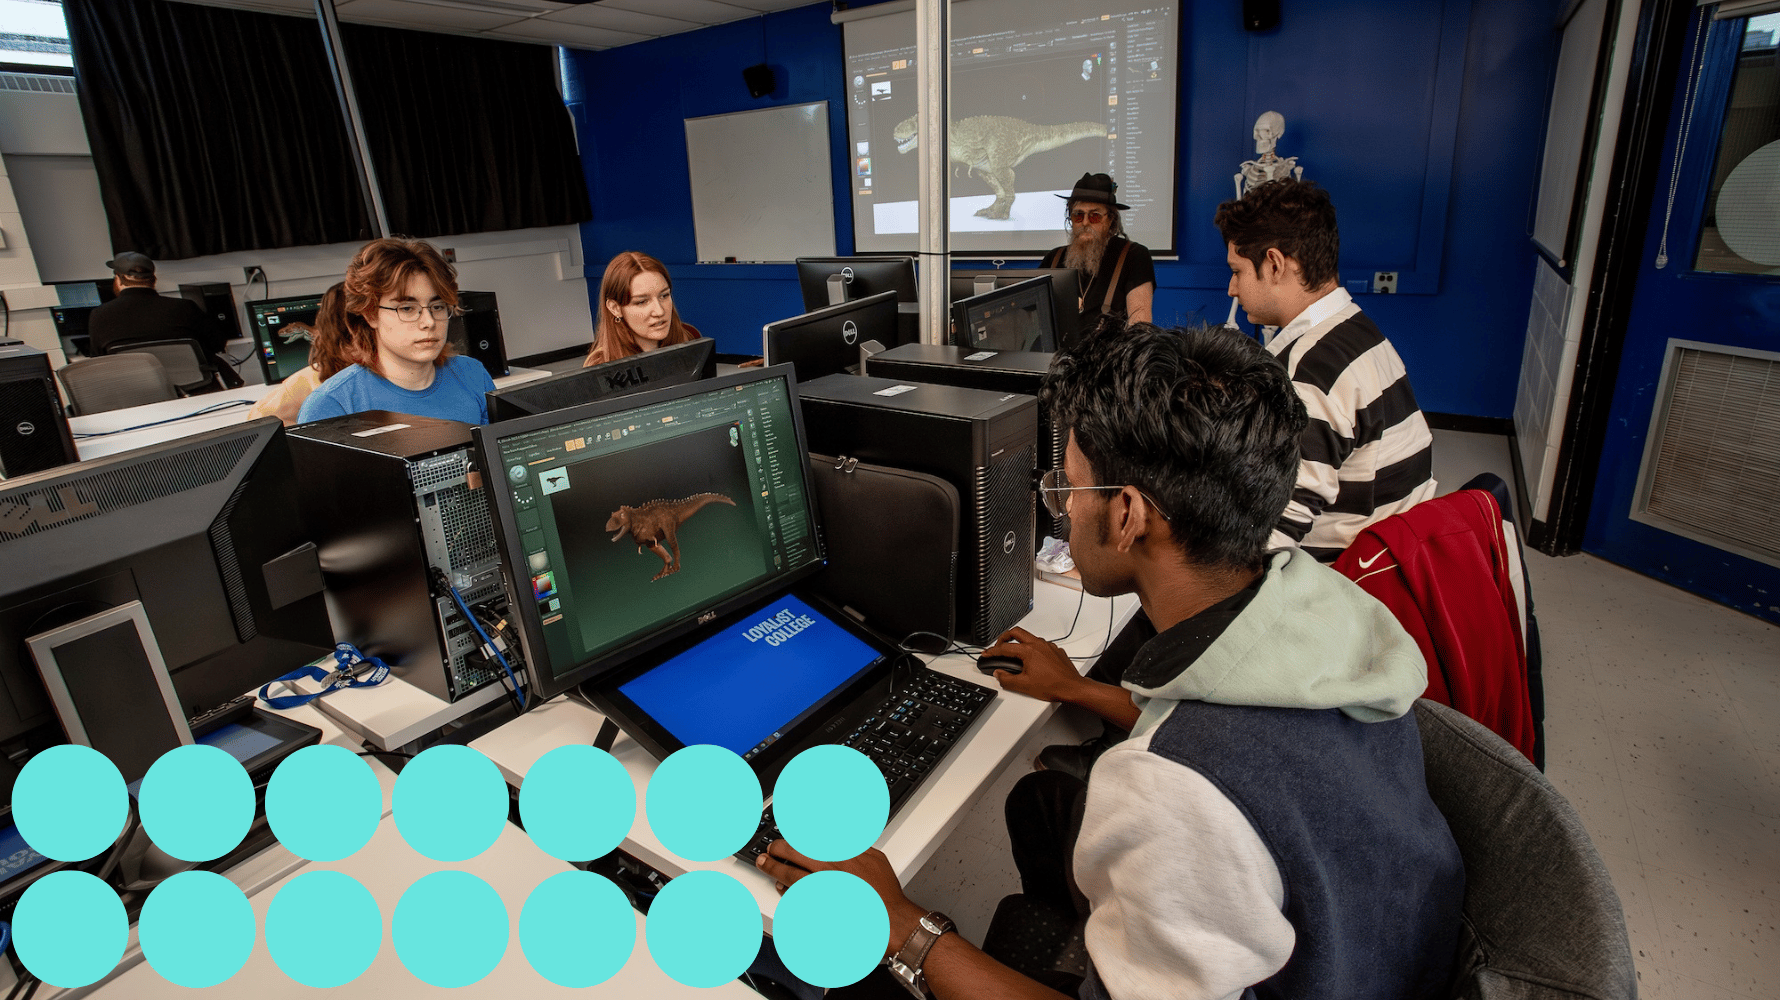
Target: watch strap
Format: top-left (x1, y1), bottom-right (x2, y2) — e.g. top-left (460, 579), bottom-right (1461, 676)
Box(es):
top-left (887, 910), bottom-right (955, 998)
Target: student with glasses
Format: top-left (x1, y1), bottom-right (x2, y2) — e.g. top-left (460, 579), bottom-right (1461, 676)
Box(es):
top-left (299, 237), bottom-right (497, 425)
top-left (1040, 172), bottom-right (1156, 330)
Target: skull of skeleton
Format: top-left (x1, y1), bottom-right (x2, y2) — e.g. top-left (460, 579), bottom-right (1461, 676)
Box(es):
top-left (1253, 111), bottom-right (1285, 156)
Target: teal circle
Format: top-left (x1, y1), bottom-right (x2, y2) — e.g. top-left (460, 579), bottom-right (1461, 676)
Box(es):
top-left (772, 745), bottom-right (889, 861)
top-left (391, 745), bottom-right (507, 862)
top-left (12, 745), bottom-right (126, 862)
top-left (13, 871), bottom-right (126, 987)
top-left (519, 745), bottom-right (634, 862)
top-left (138, 744), bottom-right (253, 862)
top-left (266, 744), bottom-right (382, 861)
top-left (645, 871), bottom-right (760, 988)
top-left (393, 871), bottom-right (508, 987)
top-left (774, 871), bottom-right (889, 987)
top-left (519, 871), bottom-right (634, 986)
top-left (138, 871), bottom-right (255, 987)
top-left (644, 745), bottom-right (760, 862)
top-left (265, 871), bottom-right (381, 987)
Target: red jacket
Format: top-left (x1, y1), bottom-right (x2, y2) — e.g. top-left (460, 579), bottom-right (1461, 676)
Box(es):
top-left (1331, 489), bottom-right (1536, 762)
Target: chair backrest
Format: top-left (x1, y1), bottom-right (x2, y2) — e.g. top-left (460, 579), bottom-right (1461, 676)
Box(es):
top-left (1414, 700), bottom-right (1635, 999)
top-left (105, 338), bottom-right (215, 393)
top-left (58, 354), bottom-right (180, 415)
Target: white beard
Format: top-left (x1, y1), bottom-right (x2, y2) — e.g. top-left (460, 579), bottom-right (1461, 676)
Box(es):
top-left (1064, 225), bottom-right (1113, 277)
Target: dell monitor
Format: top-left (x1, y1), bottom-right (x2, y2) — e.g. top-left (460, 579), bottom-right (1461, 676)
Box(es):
top-left (953, 275), bottom-right (1058, 353)
top-left (950, 268), bottom-right (1083, 347)
top-left (795, 256), bottom-right (918, 311)
top-left (0, 418), bottom-right (337, 758)
top-left (471, 365), bottom-right (826, 702)
top-left (486, 339), bottom-right (717, 423)
top-left (245, 293), bottom-right (326, 385)
top-left (763, 290), bottom-right (900, 383)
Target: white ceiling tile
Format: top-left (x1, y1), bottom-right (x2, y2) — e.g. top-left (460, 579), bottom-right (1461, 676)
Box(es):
top-left (335, 0), bottom-right (524, 31)
top-left (720, 0), bottom-right (818, 11)
top-left (484, 18), bottom-right (651, 49)
top-left (538, 5), bottom-right (700, 34)
top-left (596, 0), bottom-right (758, 25)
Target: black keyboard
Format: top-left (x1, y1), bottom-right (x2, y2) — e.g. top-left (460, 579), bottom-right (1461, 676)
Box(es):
top-left (738, 668), bottom-right (995, 864)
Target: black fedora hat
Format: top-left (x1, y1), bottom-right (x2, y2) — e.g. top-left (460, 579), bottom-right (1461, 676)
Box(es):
top-left (1057, 172), bottom-right (1128, 210)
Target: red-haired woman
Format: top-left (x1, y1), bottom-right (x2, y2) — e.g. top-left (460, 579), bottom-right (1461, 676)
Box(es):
top-left (584, 251), bottom-right (702, 367)
top-left (299, 237), bottom-right (495, 424)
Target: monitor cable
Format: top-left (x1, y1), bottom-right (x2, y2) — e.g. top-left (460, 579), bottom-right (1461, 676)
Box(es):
top-left (71, 398), bottom-right (255, 439)
top-left (440, 575), bottom-right (526, 713)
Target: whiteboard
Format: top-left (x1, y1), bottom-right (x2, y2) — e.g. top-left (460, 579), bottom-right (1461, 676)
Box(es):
top-left (685, 102), bottom-right (836, 263)
top-left (1531, 0), bottom-right (1611, 268)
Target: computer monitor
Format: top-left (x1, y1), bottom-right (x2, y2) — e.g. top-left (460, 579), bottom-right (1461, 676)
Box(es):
top-left (795, 256), bottom-right (918, 311)
top-left (953, 275), bottom-right (1058, 353)
top-left (49, 279), bottom-right (114, 309)
top-left (470, 365), bottom-right (826, 701)
top-left (950, 268), bottom-right (1083, 347)
top-left (0, 418), bottom-right (337, 757)
top-left (763, 290), bottom-right (900, 383)
top-left (485, 339), bottom-right (717, 423)
top-left (245, 293), bottom-right (326, 385)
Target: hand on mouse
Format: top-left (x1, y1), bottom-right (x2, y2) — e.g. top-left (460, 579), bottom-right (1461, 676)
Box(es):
top-left (979, 626), bottom-right (1082, 703)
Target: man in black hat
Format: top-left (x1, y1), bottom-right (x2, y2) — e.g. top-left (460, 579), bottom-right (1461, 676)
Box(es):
top-left (87, 251), bottom-right (226, 361)
top-left (1041, 172), bottom-right (1155, 332)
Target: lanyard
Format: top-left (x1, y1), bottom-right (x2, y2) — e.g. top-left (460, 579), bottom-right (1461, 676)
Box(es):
top-left (259, 643), bottom-right (391, 710)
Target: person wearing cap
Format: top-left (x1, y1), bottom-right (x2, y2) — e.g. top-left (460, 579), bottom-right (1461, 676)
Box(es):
top-left (87, 252), bottom-right (228, 361)
top-left (1041, 173), bottom-right (1156, 333)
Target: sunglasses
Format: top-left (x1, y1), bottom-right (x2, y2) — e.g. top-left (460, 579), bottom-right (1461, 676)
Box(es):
top-left (1069, 209), bottom-right (1109, 224)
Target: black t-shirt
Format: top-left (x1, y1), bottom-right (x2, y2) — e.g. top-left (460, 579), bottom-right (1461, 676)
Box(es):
top-left (87, 287), bottom-right (223, 356)
top-left (1042, 235), bottom-right (1156, 333)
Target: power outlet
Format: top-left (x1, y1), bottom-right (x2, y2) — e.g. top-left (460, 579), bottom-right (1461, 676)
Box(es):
top-left (1372, 271), bottom-right (1398, 294)
top-left (243, 265), bottom-right (265, 284)
top-left (442, 248), bottom-right (456, 263)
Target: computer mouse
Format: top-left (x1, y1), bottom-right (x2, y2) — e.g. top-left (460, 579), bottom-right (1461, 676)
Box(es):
top-left (977, 654), bottom-right (1024, 675)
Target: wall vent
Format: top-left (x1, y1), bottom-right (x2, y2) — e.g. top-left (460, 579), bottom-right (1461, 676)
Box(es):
top-left (1631, 339), bottom-right (1780, 568)
top-left (0, 73), bottom-right (75, 95)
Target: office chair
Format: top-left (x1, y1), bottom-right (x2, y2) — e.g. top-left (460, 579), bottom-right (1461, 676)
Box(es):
top-left (1414, 699), bottom-right (1637, 999)
top-left (57, 353), bottom-right (180, 416)
top-left (105, 338), bottom-right (221, 395)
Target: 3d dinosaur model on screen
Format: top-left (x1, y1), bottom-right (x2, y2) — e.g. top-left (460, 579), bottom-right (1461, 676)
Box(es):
top-left (606, 493), bottom-right (737, 582)
top-left (894, 115), bottom-right (1109, 219)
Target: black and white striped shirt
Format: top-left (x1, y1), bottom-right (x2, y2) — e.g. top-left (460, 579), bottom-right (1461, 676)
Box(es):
top-left (1266, 289), bottom-right (1436, 562)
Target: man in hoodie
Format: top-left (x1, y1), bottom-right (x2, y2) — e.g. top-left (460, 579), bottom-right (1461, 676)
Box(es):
top-left (757, 322), bottom-right (1463, 1000)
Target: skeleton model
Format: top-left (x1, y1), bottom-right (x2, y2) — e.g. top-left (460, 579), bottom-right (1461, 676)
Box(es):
top-left (1227, 112), bottom-right (1305, 333)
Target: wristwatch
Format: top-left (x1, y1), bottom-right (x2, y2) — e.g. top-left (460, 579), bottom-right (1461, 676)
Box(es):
top-left (885, 910), bottom-right (955, 998)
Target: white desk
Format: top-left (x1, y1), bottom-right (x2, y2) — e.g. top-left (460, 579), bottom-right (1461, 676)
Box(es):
top-left (69, 367), bottom-right (553, 461)
top-left (471, 579), bottom-right (1139, 929)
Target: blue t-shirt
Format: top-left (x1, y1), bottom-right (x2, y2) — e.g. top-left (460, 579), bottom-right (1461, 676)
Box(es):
top-left (298, 355), bottom-right (496, 425)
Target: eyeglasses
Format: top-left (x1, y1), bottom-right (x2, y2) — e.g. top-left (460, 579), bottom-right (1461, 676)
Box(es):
top-left (1069, 209), bottom-right (1108, 224)
top-left (378, 302), bottom-right (456, 322)
top-left (1037, 468), bottom-right (1171, 522)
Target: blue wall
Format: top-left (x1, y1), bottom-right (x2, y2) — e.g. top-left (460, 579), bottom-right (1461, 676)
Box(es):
top-left (565, 1), bottom-right (1558, 419)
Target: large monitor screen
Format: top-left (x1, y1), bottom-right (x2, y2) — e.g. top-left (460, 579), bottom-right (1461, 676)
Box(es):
top-left (246, 295), bottom-right (324, 385)
top-left (843, 0), bottom-right (1180, 256)
top-left (476, 367), bottom-right (825, 698)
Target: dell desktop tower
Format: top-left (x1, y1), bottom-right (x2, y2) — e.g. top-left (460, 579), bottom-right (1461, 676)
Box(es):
top-left (798, 374), bottom-right (1037, 646)
top-left (287, 413), bottom-right (509, 703)
top-left (0, 344), bottom-right (78, 479)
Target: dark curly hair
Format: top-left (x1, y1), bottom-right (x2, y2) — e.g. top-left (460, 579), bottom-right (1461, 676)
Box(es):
top-left (1213, 178), bottom-right (1340, 292)
top-left (1041, 321), bottom-right (1307, 570)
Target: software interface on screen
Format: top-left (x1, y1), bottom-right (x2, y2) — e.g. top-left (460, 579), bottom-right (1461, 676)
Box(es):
top-left (618, 593), bottom-right (885, 760)
top-left (844, 0), bottom-right (1180, 255)
top-left (962, 281), bottom-right (1054, 352)
top-left (492, 376), bottom-right (822, 684)
top-left (247, 296), bottom-right (324, 384)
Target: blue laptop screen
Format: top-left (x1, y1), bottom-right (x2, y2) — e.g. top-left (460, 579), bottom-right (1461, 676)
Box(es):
top-left (617, 594), bottom-right (885, 759)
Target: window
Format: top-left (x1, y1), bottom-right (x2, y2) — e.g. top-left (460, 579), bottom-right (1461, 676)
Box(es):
top-left (1695, 12), bottom-right (1780, 274)
top-left (0, 0), bottom-right (71, 71)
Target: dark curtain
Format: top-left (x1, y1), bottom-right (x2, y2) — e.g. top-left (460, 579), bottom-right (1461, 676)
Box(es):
top-left (63, 0), bottom-right (375, 260)
top-left (341, 24), bottom-right (592, 238)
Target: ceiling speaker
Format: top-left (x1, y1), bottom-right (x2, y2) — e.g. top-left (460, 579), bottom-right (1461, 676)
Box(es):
top-left (1243, 0), bottom-right (1280, 31)
top-left (743, 63), bottom-right (776, 98)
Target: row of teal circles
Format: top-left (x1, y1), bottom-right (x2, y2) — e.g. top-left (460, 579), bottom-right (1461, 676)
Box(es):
top-left (10, 742), bottom-right (894, 988)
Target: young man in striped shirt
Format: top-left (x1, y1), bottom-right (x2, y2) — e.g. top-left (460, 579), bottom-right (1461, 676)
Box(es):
top-left (1215, 179), bottom-right (1436, 562)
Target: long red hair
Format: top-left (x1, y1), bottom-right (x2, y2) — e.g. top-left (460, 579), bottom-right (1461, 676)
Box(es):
top-left (584, 251), bottom-right (696, 367)
top-left (300, 283), bottom-right (360, 380)
top-left (340, 237), bottom-right (459, 375)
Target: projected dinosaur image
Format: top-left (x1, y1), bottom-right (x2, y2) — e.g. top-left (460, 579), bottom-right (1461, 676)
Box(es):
top-left (607, 493), bottom-right (738, 582)
top-left (893, 115), bottom-right (1108, 219)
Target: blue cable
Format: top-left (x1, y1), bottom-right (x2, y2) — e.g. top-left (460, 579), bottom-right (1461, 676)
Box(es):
top-left (447, 582), bottom-right (526, 711)
top-left (72, 398), bottom-right (254, 439)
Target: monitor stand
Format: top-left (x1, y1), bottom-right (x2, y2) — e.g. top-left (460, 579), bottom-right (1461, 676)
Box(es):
top-left (827, 274), bottom-right (849, 307)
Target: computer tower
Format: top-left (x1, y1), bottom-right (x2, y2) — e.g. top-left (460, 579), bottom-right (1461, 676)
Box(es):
top-left (0, 345), bottom-right (78, 479)
top-left (179, 282), bottom-right (242, 345)
top-left (287, 413), bottom-right (509, 703)
top-left (798, 374), bottom-right (1036, 646)
top-left (449, 291), bottom-right (510, 379)
top-left (865, 344), bottom-right (1066, 541)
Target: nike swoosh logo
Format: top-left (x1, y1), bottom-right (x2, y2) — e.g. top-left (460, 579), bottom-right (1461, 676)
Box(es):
top-left (1358, 549), bottom-right (1386, 569)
